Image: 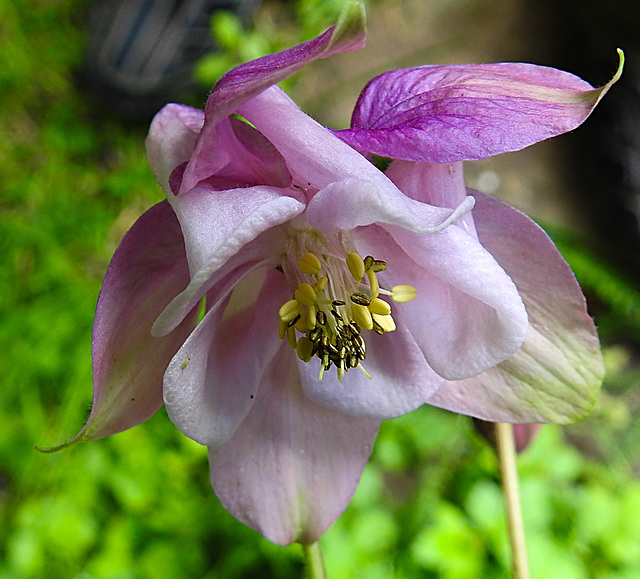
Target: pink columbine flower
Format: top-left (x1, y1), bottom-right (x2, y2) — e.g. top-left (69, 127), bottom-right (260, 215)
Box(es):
top-left (63, 5), bottom-right (620, 545)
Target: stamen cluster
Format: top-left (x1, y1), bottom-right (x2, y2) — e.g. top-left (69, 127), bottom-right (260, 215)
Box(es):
top-left (278, 250), bottom-right (417, 381)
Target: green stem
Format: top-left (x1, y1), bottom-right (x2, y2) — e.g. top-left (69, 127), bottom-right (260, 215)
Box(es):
top-left (495, 422), bottom-right (530, 579)
top-left (303, 541), bottom-right (327, 579)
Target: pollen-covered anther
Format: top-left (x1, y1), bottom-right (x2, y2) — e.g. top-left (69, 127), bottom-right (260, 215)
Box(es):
top-left (372, 313), bottom-right (396, 333)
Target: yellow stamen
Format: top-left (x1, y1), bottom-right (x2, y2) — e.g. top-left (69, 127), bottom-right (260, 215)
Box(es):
top-left (313, 276), bottom-right (328, 292)
top-left (368, 297), bottom-right (391, 316)
top-left (287, 326), bottom-right (297, 349)
top-left (298, 252), bottom-right (322, 275)
top-left (351, 303), bottom-right (373, 330)
top-left (278, 319), bottom-right (287, 340)
top-left (279, 299), bottom-right (301, 322)
top-left (367, 270), bottom-right (380, 298)
top-left (391, 284), bottom-right (417, 303)
top-left (295, 282), bottom-right (316, 306)
top-left (296, 337), bottom-right (314, 362)
top-left (346, 252), bottom-right (365, 281)
top-left (372, 313), bottom-right (396, 333)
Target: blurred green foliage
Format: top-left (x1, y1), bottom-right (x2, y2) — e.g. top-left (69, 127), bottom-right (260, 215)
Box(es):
top-left (2, 1), bottom-right (640, 577)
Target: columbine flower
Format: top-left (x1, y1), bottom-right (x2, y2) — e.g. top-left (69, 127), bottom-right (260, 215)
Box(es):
top-left (58, 4), bottom-right (621, 545)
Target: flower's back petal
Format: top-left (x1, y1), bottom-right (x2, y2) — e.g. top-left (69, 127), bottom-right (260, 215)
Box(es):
top-left (336, 52), bottom-right (623, 162)
top-left (384, 159), bottom-right (477, 237)
top-left (208, 350), bottom-right (380, 546)
top-left (163, 269), bottom-right (285, 447)
top-left (238, 86), bottom-right (395, 190)
top-left (61, 202), bottom-right (199, 446)
top-left (427, 192), bottom-right (604, 423)
top-left (181, 3), bottom-right (366, 191)
top-left (146, 104), bottom-right (204, 196)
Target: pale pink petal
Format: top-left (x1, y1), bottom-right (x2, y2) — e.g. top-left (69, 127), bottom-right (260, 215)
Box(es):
top-left (238, 86), bottom-right (399, 190)
top-left (153, 188), bottom-right (304, 335)
top-left (175, 117), bottom-right (292, 195)
top-left (356, 223), bottom-right (528, 380)
top-left (146, 104), bottom-right (204, 195)
top-left (385, 159), bottom-right (477, 237)
top-left (71, 202), bottom-right (198, 444)
top-left (208, 350), bottom-right (380, 546)
top-left (163, 269), bottom-right (285, 446)
top-left (428, 192), bottom-right (604, 423)
top-left (298, 322), bottom-right (443, 419)
top-left (304, 176), bottom-right (475, 235)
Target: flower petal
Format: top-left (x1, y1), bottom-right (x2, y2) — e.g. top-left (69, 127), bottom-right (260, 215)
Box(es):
top-left (297, 321), bottom-right (443, 419)
top-left (428, 192), bottom-right (604, 423)
top-left (163, 269), bottom-right (285, 446)
top-left (51, 202), bottom-right (199, 448)
top-left (304, 176), bottom-right (475, 234)
top-left (146, 104), bottom-right (204, 196)
top-left (153, 187), bottom-right (304, 336)
top-left (208, 350), bottom-right (380, 546)
top-left (336, 51), bottom-right (623, 162)
top-left (181, 2), bottom-right (366, 192)
top-left (237, 86), bottom-right (396, 190)
top-left (357, 224), bottom-right (529, 380)
top-left (384, 159), bottom-right (477, 237)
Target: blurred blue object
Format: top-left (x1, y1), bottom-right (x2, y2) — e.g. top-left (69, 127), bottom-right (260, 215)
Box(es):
top-left (82, 0), bottom-right (261, 120)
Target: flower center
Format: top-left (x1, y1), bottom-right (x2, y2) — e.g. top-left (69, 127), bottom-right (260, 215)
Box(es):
top-left (277, 237), bottom-right (417, 382)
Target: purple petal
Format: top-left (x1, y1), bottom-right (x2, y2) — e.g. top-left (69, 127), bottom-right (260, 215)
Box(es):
top-left (336, 51), bottom-right (623, 162)
top-left (428, 192), bottom-right (604, 423)
top-left (174, 117), bottom-right (293, 195)
top-left (163, 269), bottom-right (286, 446)
top-left (357, 224), bottom-right (528, 380)
top-left (181, 3), bottom-right (366, 192)
top-left (77, 202), bottom-right (199, 443)
top-left (208, 350), bottom-right (380, 546)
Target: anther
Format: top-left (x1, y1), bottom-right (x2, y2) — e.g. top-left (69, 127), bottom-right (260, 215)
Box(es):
top-left (370, 259), bottom-right (387, 272)
top-left (350, 292), bottom-right (371, 306)
top-left (363, 255), bottom-right (374, 271)
top-left (372, 313), bottom-right (396, 333)
top-left (391, 284), bottom-right (417, 303)
top-left (351, 303), bottom-right (373, 330)
top-left (368, 297), bottom-right (391, 316)
top-left (298, 252), bottom-right (321, 275)
top-left (332, 299), bottom-right (346, 307)
top-left (346, 252), bottom-right (365, 281)
top-left (296, 337), bottom-right (314, 362)
top-left (316, 310), bottom-right (327, 326)
top-left (279, 299), bottom-right (301, 323)
top-left (295, 282), bottom-right (316, 306)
